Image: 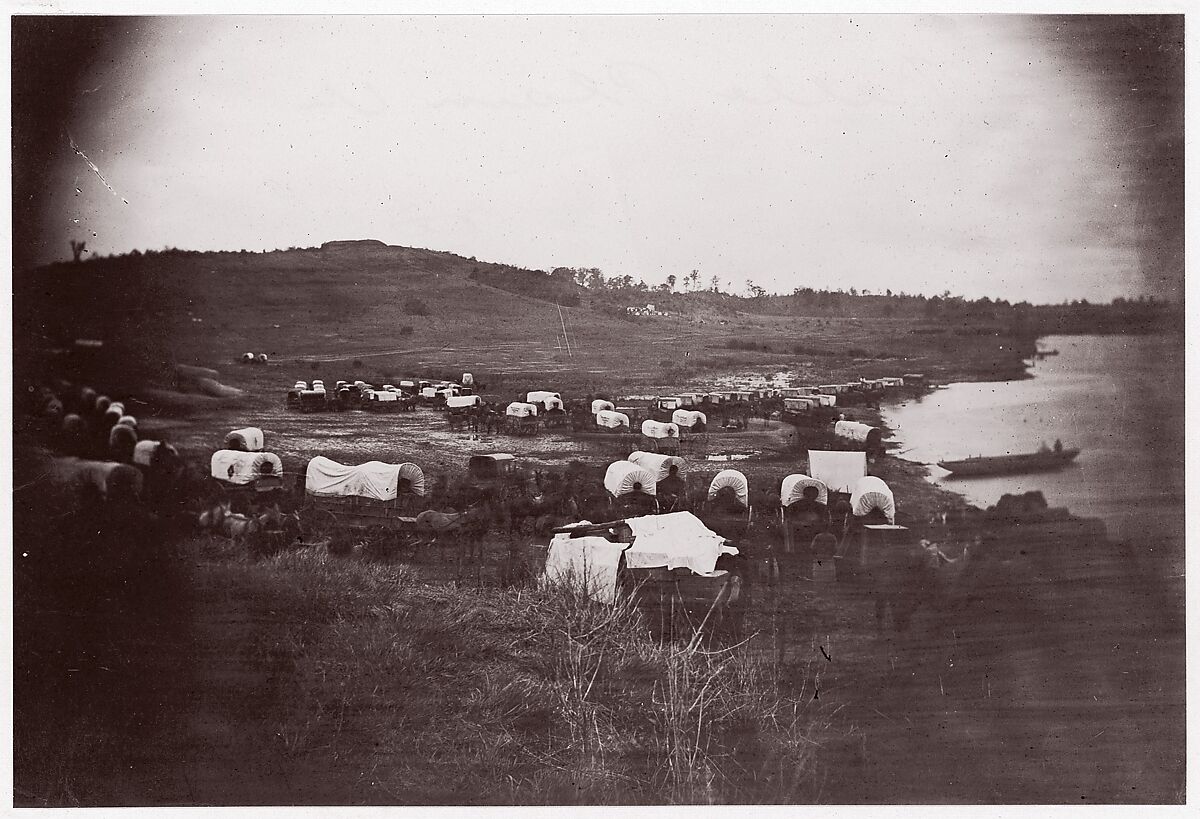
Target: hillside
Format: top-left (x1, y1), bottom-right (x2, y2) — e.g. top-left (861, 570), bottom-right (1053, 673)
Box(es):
top-left (16, 242), bottom-right (1044, 402)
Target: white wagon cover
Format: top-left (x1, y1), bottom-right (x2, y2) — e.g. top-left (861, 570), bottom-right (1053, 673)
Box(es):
top-left (211, 450), bottom-right (283, 485)
top-left (591, 399), bottom-right (615, 415)
top-left (641, 420), bottom-right (679, 439)
top-left (834, 420), bottom-right (878, 442)
top-left (780, 474), bottom-right (829, 506)
top-left (850, 475), bottom-right (895, 523)
top-left (367, 390), bottom-right (400, 402)
top-left (526, 390), bottom-right (561, 405)
top-left (446, 395), bottom-right (481, 409)
top-left (133, 440), bottom-right (177, 467)
top-left (707, 469), bottom-right (749, 506)
top-left (627, 451), bottom-right (686, 482)
top-left (225, 427), bottom-right (265, 453)
top-left (305, 455), bottom-right (426, 500)
top-left (807, 450), bottom-right (868, 493)
top-left (543, 534), bottom-right (629, 604)
top-left (506, 401), bottom-right (538, 418)
top-left (671, 409), bottom-right (707, 428)
top-left (595, 410), bottom-right (630, 429)
top-left (604, 461), bottom-right (657, 497)
top-left (624, 511), bottom-right (738, 574)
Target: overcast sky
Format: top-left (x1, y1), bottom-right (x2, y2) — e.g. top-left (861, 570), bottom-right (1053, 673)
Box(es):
top-left (36, 14), bottom-right (1182, 303)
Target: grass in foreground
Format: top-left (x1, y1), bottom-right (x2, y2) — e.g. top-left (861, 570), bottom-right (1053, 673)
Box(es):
top-left (192, 544), bottom-right (836, 805)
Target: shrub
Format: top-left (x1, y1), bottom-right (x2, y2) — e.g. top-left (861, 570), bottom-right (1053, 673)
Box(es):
top-left (403, 297), bottom-right (431, 316)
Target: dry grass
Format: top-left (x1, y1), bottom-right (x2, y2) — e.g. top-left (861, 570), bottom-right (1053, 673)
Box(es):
top-left (190, 546), bottom-right (833, 804)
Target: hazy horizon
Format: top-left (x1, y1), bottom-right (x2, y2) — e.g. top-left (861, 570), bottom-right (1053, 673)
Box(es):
top-left (15, 15), bottom-right (1183, 303)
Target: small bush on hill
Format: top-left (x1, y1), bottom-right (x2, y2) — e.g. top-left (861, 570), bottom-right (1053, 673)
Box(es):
top-left (403, 297), bottom-right (430, 316)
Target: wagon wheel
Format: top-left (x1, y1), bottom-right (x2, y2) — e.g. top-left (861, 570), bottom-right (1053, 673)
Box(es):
top-left (302, 505), bottom-right (339, 539)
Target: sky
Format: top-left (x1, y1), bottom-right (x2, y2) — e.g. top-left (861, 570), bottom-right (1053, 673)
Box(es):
top-left (23, 14), bottom-right (1184, 303)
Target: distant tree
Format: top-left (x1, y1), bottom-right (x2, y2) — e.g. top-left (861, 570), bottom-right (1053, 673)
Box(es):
top-left (665, 274), bottom-right (677, 292)
top-left (710, 275), bottom-right (720, 292)
top-left (745, 280), bottom-right (767, 299)
top-left (69, 239), bottom-right (86, 263)
top-left (688, 269), bottom-right (701, 291)
top-left (585, 268), bottom-right (606, 290)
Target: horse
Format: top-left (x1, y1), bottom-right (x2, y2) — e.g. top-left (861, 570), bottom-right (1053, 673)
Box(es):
top-left (198, 499), bottom-right (261, 543)
top-left (414, 506), bottom-right (490, 566)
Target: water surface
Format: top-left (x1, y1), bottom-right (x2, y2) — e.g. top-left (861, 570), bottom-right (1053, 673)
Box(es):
top-left (884, 333), bottom-right (1184, 576)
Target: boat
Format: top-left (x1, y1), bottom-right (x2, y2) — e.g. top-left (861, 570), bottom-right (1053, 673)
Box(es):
top-left (937, 447), bottom-right (1080, 477)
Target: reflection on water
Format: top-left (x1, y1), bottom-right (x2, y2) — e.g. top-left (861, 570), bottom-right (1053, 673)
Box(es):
top-left (884, 334), bottom-right (1184, 575)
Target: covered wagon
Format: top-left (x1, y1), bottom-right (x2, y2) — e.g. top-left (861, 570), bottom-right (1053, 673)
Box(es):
top-left (467, 452), bottom-right (518, 484)
top-left (211, 450), bottom-right (284, 491)
top-left (595, 409), bottom-right (631, 431)
top-left (833, 420), bottom-right (884, 456)
top-left (707, 469), bottom-right (749, 510)
top-left (641, 420), bottom-right (679, 439)
top-left (49, 457), bottom-right (143, 502)
top-left (545, 512), bottom-right (742, 634)
top-left (225, 427), bottom-right (264, 452)
top-left (640, 419), bottom-right (680, 453)
top-left (591, 398), bottom-right (615, 415)
top-left (849, 475), bottom-right (895, 524)
top-left (671, 409), bottom-right (707, 431)
top-left (304, 456), bottom-right (427, 538)
top-left (526, 391), bottom-right (562, 411)
top-left (627, 451), bottom-right (686, 483)
top-left (781, 473), bottom-right (829, 507)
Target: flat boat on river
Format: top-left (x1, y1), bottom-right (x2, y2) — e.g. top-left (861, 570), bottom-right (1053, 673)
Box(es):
top-left (937, 447), bottom-right (1080, 477)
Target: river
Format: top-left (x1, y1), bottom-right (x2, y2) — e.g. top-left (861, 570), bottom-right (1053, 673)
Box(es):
top-left (882, 333), bottom-right (1185, 578)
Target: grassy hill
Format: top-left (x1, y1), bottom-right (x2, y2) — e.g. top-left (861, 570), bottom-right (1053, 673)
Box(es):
top-left (16, 241), bottom-right (1040, 402)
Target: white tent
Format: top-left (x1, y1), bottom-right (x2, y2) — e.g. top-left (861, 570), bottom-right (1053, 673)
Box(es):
top-left (604, 461), bottom-right (656, 497)
top-left (807, 450), bottom-right (867, 493)
top-left (369, 390), bottom-right (400, 402)
top-left (446, 395), bottom-right (481, 409)
top-left (850, 475), bottom-right (895, 523)
top-left (211, 450), bottom-right (283, 485)
top-left (707, 469), bottom-right (749, 507)
top-left (591, 399), bottom-right (615, 415)
top-left (641, 420), bottom-right (679, 439)
top-left (627, 451), bottom-right (686, 482)
top-left (781, 474), bottom-right (829, 506)
top-left (420, 387), bottom-right (438, 399)
top-left (506, 401), bottom-right (538, 417)
top-left (595, 410), bottom-right (630, 429)
top-left (624, 511), bottom-right (738, 574)
top-left (462, 372), bottom-right (474, 386)
top-left (305, 456), bottom-right (426, 500)
top-left (225, 428), bottom-right (264, 453)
